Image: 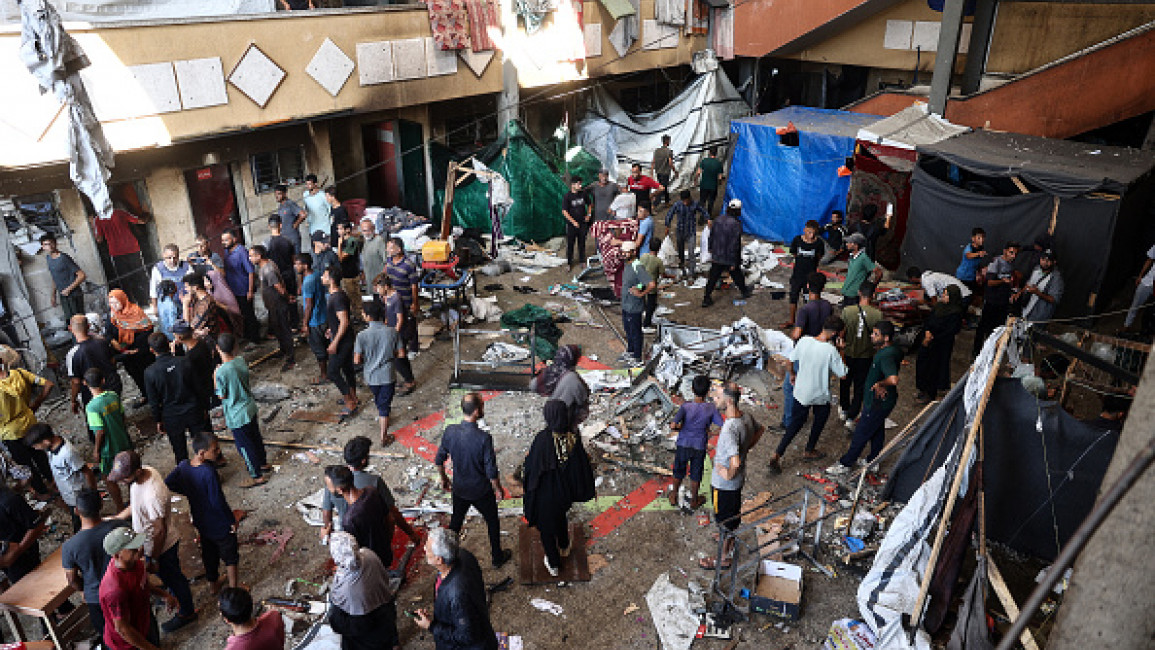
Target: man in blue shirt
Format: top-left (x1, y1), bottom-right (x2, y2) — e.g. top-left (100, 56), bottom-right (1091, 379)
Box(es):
top-left (664, 190), bottom-right (707, 276)
top-left (635, 206), bottom-right (655, 254)
top-left (434, 393), bottom-right (511, 568)
top-left (295, 253), bottom-right (328, 386)
top-left (220, 228), bottom-right (257, 341)
top-left (165, 433), bottom-right (240, 590)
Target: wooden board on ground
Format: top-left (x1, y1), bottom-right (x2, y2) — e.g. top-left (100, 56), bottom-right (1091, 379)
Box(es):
top-left (289, 409), bottom-right (347, 424)
top-left (517, 523), bottom-right (591, 585)
top-left (0, 548), bottom-right (73, 616)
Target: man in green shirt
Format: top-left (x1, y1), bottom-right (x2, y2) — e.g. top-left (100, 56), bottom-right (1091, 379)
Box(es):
top-left (84, 367), bottom-right (130, 512)
top-left (839, 283), bottom-right (882, 426)
top-left (841, 233), bottom-right (880, 307)
top-left (694, 147), bottom-right (725, 217)
top-left (828, 320), bottom-right (901, 475)
top-left (214, 333), bottom-right (268, 488)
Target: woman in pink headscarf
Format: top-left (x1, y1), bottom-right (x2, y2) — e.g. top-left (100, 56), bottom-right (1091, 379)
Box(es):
top-left (589, 217), bottom-right (638, 298)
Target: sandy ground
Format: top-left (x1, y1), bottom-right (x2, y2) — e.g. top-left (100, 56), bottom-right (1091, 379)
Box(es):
top-left (25, 225), bottom-right (1005, 649)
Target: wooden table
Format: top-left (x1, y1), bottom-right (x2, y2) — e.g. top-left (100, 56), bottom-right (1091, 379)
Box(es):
top-left (0, 547), bottom-right (87, 649)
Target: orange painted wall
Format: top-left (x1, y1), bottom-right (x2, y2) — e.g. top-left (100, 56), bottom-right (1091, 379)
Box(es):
top-left (734, 0), bottom-right (866, 57)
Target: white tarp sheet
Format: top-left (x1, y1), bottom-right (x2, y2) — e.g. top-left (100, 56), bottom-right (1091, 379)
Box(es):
top-left (856, 102), bottom-right (970, 151)
top-left (3, 0), bottom-right (275, 23)
top-left (575, 68), bottom-right (748, 191)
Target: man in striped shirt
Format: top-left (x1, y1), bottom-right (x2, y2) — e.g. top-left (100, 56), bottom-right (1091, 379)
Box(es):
top-left (385, 238), bottom-right (420, 353)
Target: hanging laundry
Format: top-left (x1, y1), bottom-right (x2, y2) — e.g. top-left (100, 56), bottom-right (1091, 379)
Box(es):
top-left (654, 0), bottom-right (684, 27)
top-left (711, 3), bottom-right (734, 60)
top-left (607, 0), bottom-right (640, 56)
top-left (687, 0), bottom-right (708, 35)
top-left (515, 0), bottom-right (551, 34)
top-left (465, 0), bottom-right (501, 52)
top-left (427, 0), bottom-right (472, 50)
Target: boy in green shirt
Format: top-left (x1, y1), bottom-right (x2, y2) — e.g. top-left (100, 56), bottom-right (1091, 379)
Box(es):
top-left (214, 333), bottom-right (269, 488)
top-left (639, 237), bottom-right (666, 332)
top-left (83, 368), bottom-right (129, 511)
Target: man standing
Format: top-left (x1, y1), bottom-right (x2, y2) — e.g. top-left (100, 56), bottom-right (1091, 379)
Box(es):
top-left (295, 254), bottom-right (329, 387)
top-left (840, 283), bottom-right (882, 428)
top-left (841, 233), bottom-right (878, 308)
top-left (651, 134), bottom-right (676, 207)
top-left (323, 464), bottom-right (418, 569)
top-left (1014, 249), bottom-right (1063, 323)
top-left (215, 333), bottom-right (269, 487)
top-left (172, 323), bottom-right (214, 418)
top-left (821, 210), bottom-right (848, 263)
top-left (359, 218), bottom-right (389, 301)
top-left (791, 273), bottom-right (832, 341)
top-left (414, 527), bottom-right (499, 650)
top-left (354, 302), bottom-right (399, 446)
top-left (320, 436), bottom-right (408, 542)
top-left (700, 384), bottom-right (762, 570)
top-left (434, 393), bottom-right (512, 568)
top-left (221, 228), bottom-right (258, 341)
top-left (323, 265), bottom-right (358, 414)
top-left (562, 178), bottom-right (591, 270)
top-left (325, 186), bottom-right (350, 246)
top-left (186, 236), bottom-right (223, 275)
top-left (972, 242), bottom-right (1020, 355)
top-left (25, 423), bottom-right (97, 532)
top-left (828, 321), bottom-right (901, 475)
top-left (143, 332), bottom-right (202, 465)
top-left (41, 233), bottom-right (86, 319)
top-left (767, 315), bottom-right (847, 474)
top-left (84, 368), bottom-right (130, 512)
top-left (67, 314), bottom-right (124, 417)
top-left (694, 147), bottom-right (724, 217)
top-left (272, 184), bottom-right (303, 253)
top-left (626, 163), bottom-right (663, 214)
top-left (702, 199), bottom-right (751, 308)
top-left (295, 174), bottom-right (330, 253)
top-left (148, 244), bottom-right (189, 313)
top-left (619, 241), bottom-right (654, 365)
top-left (63, 488), bottom-right (130, 643)
top-left (634, 205), bottom-right (655, 254)
top-left (250, 245), bottom-right (295, 371)
top-left (109, 450), bottom-right (197, 633)
top-left (264, 216), bottom-right (299, 329)
top-left (99, 526), bottom-right (163, 650)
top-left (165, 433), bottom-right (241, 591)
top-left (311, 231), bottom-right (339, 277)
top-left (586, 169), bottom-right (619, 222)
top-left (664, 190), bottom-right (707, 276)
top-left (786, 220), bottom-right (823, 328)
top-left (385, 238), bottom-right (420, 353)
top-left (0, 481), bottom-right (47, 584)
top-left (335, 221), bottom-right (365, 324)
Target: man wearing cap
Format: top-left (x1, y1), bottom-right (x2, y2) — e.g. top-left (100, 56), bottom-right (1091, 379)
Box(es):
top-left (312, 231), bottom-right (339, 278)
top-left (143, 332), bottom-right (203, 465)
top-left (99, 525), bottom-right (166, 650)
top-left (619, 241), bottom-right (655, 364)
top-left (585, 169), bottom-right (619, 223)
top-left (1014, 249), bottom-right (1063, 322)
top-left (265, 216), bottom-right (299, 329)
top-left (110, 450), bottom-right (197, 633)
top-left (702, 199), bottom-right (751, 308)
top-left (272, 184), bottom-right (303, 253)
top-left (841, 233), bottom-right (879, 308)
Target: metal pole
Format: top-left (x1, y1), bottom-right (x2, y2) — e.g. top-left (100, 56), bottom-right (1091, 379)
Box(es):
top-left (928, 0), bottom-right (968, 115)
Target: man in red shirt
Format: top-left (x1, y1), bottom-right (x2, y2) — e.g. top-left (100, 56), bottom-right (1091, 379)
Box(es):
top-left (99, 527), bottom-right (169, 650)
top-left (626, 163), bottom-right (663, 215)
top-left (93, 207), bottom-right (149, 305)
top-left (220, 587), bottom-right (285, 650)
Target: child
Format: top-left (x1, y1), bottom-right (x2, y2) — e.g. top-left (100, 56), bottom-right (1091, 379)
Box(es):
top-left (668, 375), bottom-right (723, 510)
top-left (156, 279), bottom-right (180, 341)
top-left (353, 301), bottom-right (398, 446)
top-left (214, 333), bottom-right (269, 487)
top-left (955, 227), bottom-right (988, 295)
top-left (639, 236), bottom-right (665, 332)
top-left (24, 423), bottom-right (96, 532)
top-left (82, 368), bottom-right (129, 512)
top-left (165, 433), bottom-right (240, 591)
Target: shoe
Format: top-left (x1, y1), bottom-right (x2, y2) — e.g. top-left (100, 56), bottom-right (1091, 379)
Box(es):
top-left (701, 297), bottom-right (714, 308)
top-left (837, 408), bottom-right (848, 422)
top-left (493, 548), bottom-right (513, 569)
top-left (560, 539), bottom-right (573, 558)
top-left (161, 613), bottom-right (198, 634)
top-left (642, 326), bottom-right (657, 334)
top-left (801, 450), bottom-right (826, 461)
top-left (845, 419), bottom-right (856, 431)
top-left (825, 463), bottom-right (850, 476)
top-left (544, 557), bottom-right (560, 577)
top-left (741, 290), bottom-right (754, 300)
top-left (767, 458), bottom-right (782, 475)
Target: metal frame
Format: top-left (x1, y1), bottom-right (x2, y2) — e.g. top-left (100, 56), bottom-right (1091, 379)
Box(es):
top-left (451, 323), bottom-right (538, 387)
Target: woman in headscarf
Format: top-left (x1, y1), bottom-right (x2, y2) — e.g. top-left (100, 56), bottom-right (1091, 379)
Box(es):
top-left (204, 270), bottom-right (244, 335)
top-left (589, 217), bottom-right (639, 298)
top-left (327, 531), bottom-right (398, 650)
top-left (523, 399), bottom-right (595, 577)
top-left (915, 284), bottom-right (965, 403)
top-left (106, 289), bottom-right (154, 402)
top-left (182, 273), bottom-right (232, 339)
top-left (531, 345), bottom-right (589, 428)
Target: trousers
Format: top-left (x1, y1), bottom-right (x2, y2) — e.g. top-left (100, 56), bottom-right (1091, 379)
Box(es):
top-left (840, 404), bottom-right (893, 467)
top-left (327, 336), bottom-right (356, 396)
top-left (535, 507), bottom-right (571, 569)
top-left (565, 222), bottom-right (588, 267)
top-left (155, 542), bottom-right (195, 618)
top-left (776, 399), bottom-right (831, 456)
top-left (839, 357), bottom-right (872, 421)
top-left (448, 492), bottom-right (504, 565)
top-left (704, 263), bottom-right (747, 299)
top-left (622, 310), bottom-right (644, 359)
top-left (231, 420), bottom-right (268, 478)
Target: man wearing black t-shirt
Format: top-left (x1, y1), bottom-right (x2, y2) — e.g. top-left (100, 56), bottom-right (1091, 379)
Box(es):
top-left (324, 465), bottom-right (418, 568)
top-left (66, 315), bottom-right (124, 420)
top-left (786, 221), bottom-right (824, 328)
top-left (323, 265), bottom-right (358, 414)
top-left (63, 488), bottom-right (130, 641)
top-left (561, 178), bottom-right (591, 270)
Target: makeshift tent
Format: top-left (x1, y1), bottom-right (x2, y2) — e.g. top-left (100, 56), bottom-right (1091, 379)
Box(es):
top-left (440, 120), bottom-right (602, 243)
top-left (849, 103), bottom-right (969, 269)
top-left (902, 130), bottom-right (1155, 316)
top-left (576, 68), bottom-right (748, 189)
top-left (725, 107), bottom-right (881, 242)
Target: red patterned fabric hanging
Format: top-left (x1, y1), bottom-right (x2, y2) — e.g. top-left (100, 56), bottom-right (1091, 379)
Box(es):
top-left (465, 0), bottom-right (501, 52)
top-left (427, 0), bottom-right (472, 50)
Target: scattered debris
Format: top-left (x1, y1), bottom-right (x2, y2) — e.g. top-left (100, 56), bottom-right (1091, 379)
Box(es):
top-left (251, 383), bottom-right (291, 402)
top-left (623, 603), bottom-right (640, 616)
top-left (530, 598), bottom-right (564, 616)
top-left (645, 572), bottom-right (697, 650)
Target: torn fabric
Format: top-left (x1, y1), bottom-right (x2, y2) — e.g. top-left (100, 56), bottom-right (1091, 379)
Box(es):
top-left (465, 0), bottom-right (501, 52)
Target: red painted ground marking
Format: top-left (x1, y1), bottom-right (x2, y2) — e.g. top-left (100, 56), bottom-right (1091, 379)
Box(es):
top-left (391, 411), bottom-right (444, 461)
top-left (586, 477), bottom-right (668, 542)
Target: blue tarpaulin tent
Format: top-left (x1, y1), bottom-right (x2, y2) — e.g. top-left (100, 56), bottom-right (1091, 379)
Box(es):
top-left (725, 107), bottom-right (881, 241)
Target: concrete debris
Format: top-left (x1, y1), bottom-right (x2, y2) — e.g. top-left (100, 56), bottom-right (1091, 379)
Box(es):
top-left (470, 295), bottom-right (504, 322)
top-left (251, 383), bottom-right (292, 402)
top-left (295, 489), bottom-right (327, 527)
top-left (530, 598), bottom-right (565, 616)
top-left (481, 342), bottom-right (530, 366)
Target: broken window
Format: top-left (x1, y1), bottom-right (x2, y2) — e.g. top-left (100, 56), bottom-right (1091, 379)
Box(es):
top-left (251, 146), bottom-right (307, 194)
top-left (1, 193), bottom-right (69, 252)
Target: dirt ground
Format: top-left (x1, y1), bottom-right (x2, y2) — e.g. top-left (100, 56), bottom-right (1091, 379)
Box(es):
top-left (24, 225), bottom-right (1037, 649)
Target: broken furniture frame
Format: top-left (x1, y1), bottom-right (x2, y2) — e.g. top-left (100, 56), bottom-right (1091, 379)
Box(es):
top-left (656, 322), bottom-right (765, 384)
top-left (709, 486), bottom-right (842, 621)
top-left (450, 323), bottom-right (538, 390)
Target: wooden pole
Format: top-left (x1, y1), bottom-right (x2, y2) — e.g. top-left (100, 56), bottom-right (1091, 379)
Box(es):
top-left (988, 558), bottom-right (1041, 650)
top-left (218, 435), bottom-right (407, 459)
top-left (909, 319), bottom-right (1014, 636)
top-left (441, 161), bottom-right (458, 241)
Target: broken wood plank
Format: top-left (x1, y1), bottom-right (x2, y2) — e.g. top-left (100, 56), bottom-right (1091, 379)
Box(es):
top-left (217, 435), bottom-right (407, 459)
top-left (289, 409), bottom-right (345, 424)
top-left (988, 558), bottom-right (1041, 650)
top-left (247, 349), bottom-right (282, 369)
top-left (600, 453), bottom-right (672, 476)
top-left (1011, 176), bottom-right (1030, 194)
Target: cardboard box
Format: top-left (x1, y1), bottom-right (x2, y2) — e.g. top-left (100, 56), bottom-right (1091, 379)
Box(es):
top-left (749, 560), bottom-right (803, 620)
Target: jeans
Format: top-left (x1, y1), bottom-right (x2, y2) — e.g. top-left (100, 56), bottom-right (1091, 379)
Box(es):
top-left (775, 399), bottom-right (831, 456)
top-left (448, 492), bottom-right (504, 565)
top-left (535, 507), bottom-right (570, 569)
top-left (643, 293), bottom-right (658, 328)
top-left (87, 602), bottom-right (106, 641)
top-left (700, 188), bottom-right (717, 217)
top-left (1126, 282), bottom-right (1153, 327)
top-left (622, 310), bottom-right (644, 360)
top-left (155, 542), bottom-right (195, 618)
top-left (59, 290), bottom-right (85, 320)
top-left (704, 263), bottom-right (747, 300)
top-left (675, 233), bottom-right (697, 275)
top-left (231, 420), bottom-right (268, 478)
top-left (779, 373), bottom-right (795, 429)
top-left (565, 222), bottom-right (588, 267)
top-left (839, 357), bottom-right (872, 421)
top-left (327, 336), bottom-right (356, 396)
top-left (162, 413), bottom-right (205, 466)
top-left (840, 404), bottom-right (893, 467)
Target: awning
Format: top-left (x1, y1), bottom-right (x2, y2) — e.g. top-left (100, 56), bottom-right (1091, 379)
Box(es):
top-left (856, 102), bottom-right (969, 151)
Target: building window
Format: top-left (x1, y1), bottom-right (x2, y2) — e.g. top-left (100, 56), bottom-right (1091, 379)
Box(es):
top-left (2, 193), bottom-right (68, 244)
top-left (251, 147), bottom-right (307, 194)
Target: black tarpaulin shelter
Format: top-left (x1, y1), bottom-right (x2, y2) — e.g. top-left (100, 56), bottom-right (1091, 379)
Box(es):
top-left (901, 130), bottom-right (1155, 317)
top-left (882, 376), bottom-right (1119, 561)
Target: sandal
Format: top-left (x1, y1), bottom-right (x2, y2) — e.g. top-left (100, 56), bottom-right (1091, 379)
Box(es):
top-left (400, 383), bottom-right (417, 396)
top-left (239, 476), bottom-right (269, 488)
top-left (698, 556), bottom-right (732, 570)
top-left (380, 434), bottom-right (395, 446)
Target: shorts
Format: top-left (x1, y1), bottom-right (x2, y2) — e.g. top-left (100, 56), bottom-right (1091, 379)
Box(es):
top-left (202, 531), bottom-right (241, 568)
top-left (307, 326), bottom-right (329, 361)
top-left (713, 487), bottom-right (742, 531)
top-left (789, 276), bottom-right (808, 304)
top-left (672, 446), bottom-right (707, 482)
top-left (370, 383), bottom-right (396, 417)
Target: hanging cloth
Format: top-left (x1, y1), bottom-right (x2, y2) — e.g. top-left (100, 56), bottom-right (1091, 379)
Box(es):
top-left (655, 0), bottom-right (684, 26)
top-left (465, 0), bottom-right (500, 52)
top-left (711, 3), bottom-right (734, 59)
top-left (427, 0), bottom-right (472, 50)
top-left (608, 0), bottom-right (640, 56)
top-left (688, 0), bottom-right (708, 35)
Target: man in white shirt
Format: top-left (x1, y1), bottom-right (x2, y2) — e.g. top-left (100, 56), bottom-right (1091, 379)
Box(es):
top-left (1014, 250), bottom-right (1064, 322)
top-left (609, 186), bottom-right (637, 220)
top-left (1125, 243), bottom-right (1155, 329)
top-left (906, 266), bottom-right (973, 304)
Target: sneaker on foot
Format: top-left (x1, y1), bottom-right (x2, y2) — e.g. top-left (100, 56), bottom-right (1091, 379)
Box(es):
top-left (493, 548), bottom-right (513, 569)
top-left (845, 419), bottom-right (856, 431)
top-left (767, 458), bottom-right (782, 475)
top-left (701, 296), bottom-right (714, 308)
top-left (544, 557), bottom-right (559, 577)
top-left (161, 613), bottom-right (197, 634)
top-left (642, 326), bottom-right (657, 334)
top-left (825, 463), bottom-right (850, 476)
top-left (837, 408), bottom-right (848, 421)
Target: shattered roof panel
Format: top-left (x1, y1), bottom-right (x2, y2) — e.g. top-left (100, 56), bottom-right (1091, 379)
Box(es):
top-left (856, 102), bottom-right (970, 150)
